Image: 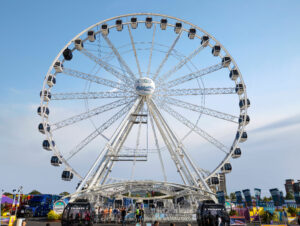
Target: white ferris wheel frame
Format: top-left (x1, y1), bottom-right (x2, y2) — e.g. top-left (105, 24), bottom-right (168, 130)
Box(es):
top-left (39, 13), bottom-right (249, 200)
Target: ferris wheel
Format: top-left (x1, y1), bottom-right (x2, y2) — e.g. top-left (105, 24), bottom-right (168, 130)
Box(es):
top-left (39, 13), bottom-right (250, 199)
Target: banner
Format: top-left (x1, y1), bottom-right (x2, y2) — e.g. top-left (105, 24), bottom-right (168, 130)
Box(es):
top-left (254, 188), bottom-right (261, 201)
top-left (269, 188), bottom-right (281, 206)
top-left (279, 191), bottom-right (285, 206)
top-left (216, 191), bottom-right (225, 204)
top-left (242, 189), bottom-right (252, 207)
top-left (235, 191), bottom-right (243, 204)
top-left (293, 182), bottom-right (300, 205)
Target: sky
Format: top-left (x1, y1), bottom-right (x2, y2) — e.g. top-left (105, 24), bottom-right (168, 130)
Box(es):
top-left (0, 0), bottom-right (300, 198)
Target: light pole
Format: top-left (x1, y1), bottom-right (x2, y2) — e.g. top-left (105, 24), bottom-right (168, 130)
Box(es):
top-left (0, 189), bottom-right (4, 226)
top-left (15, 187), bottom-right (22, 219)
top-left (11, 189), bottom-right (16, 216)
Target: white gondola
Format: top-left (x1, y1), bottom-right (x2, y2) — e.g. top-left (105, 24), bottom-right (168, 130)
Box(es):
top-left (62, 170), bottom-right (73, 181)
top-left (116, 19), bottom-right (123, 31)
top-left (201, 35), bottom-right (209, 47)
top-left (232, 147), bottom-right (242, 159)
top-left (222, 56), bottom-right (231, 67)
top-left (239, 115), bottom-right (250, 125)
top-left (210, 177), bottom-right (219, 185)
top-left (47, 74), bottom-right (56, 87)
top-left (101, 24), bottom-right (109, 35)
top-left (51, 156), bottom-right (62, 166)
top-left (54, 61), bottom-right (63, 73)
top-left (42, 139), bottom-right (55, 151)
top-left (160, 18), bottom-right (167, 30)
top-left (131, 17), bottom-right (138, 29)
top-left (212, 45), bottom-right (221, 56)
top-left (221, 163), bottom-right (232, 173)
top-left (239, 99), bottom-right (250, 110)
top-left (40, 90), bottom-right (51, 102)
top-left (74, 39), bottom-right (84, 51)
top-left (229, 68), bottom-right (239, 81)
top-left (37, 106), bottom-right (49, 118)
top-left (236, 131), bottom-right (248, 142)
top-left (145, 17), bottom-right (152, 29)
top-left (235, 83), bottom-right (244, 95)
top-left (87, 30), bottom-right (96, 42)
top-left (38, 123), bottom-right (50, 134)
top-left (188, 28), bottom-right (196, 39)
top-left (63, 48), bottom-right (73, 61)
top-left (174, 22), bottom-right (182, 34)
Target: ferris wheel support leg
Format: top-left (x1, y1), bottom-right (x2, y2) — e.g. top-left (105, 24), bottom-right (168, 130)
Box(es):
top-left (74, 98), bottom-right (142, 193)
top-left (147, 99), bottom-right (189, 185)
top-left (151, 100), bottom-right (215, 196)
top-left (89, 98), bottom-right (145, 187)
top-left (96, 100), bottom-right (145, 185)
top-left (149, 100), bottom-right (198, 186)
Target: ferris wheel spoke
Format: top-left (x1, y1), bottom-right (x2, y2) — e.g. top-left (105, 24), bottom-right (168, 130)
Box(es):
top-left (155, 87), bottom-right (236, 96)
top-left (127, 24), bottom-right (142, 78)
top-left (51, 97), bottom-right (135, 130)
top-left (66, 102), bottom-right (136, 161)
top-left (80, 48), bottom-right (134, 85)
top-left (155, 100), bottom-right (228, 154)
top-left (152, 31), bottom-right (182, 81)
top-left (155, 96), bottom-right (238, 123)
top-left (156, 43), bottom-right (208, 84)
top-left (62, 68), bottom-right (133, 91)
top-left (159, 63), bottom-right (223, 89)
top-left (101, 32), bottom-right (137, 81)
top-left (51, 91), bottom-right (135, 100)
top-left (147, 24), bottom-right (156, 77)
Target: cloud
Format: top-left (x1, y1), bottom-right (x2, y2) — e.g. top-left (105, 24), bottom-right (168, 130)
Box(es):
top-left (251, 113), bottom-right (300, 133)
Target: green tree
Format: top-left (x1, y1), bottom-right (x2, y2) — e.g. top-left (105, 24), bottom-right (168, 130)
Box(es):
top-left (59, 192), bottom-right (70, 196)
top-left (260, 210), bottom-right (274, 224)
top-left (285, 192), bottom-right (294, 200)
top-left (3, 192), bottom-right (12, 196)
top-left (230, 192), bottom-right (236, 201)
top-left (262, 196), bottom-right (272, 202)
top-left (287, 206), bottom-right (297, 216)
top-left (29, 190), bottom-right (42, 195)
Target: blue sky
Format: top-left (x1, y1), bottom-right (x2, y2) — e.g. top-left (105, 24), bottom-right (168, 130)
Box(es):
top-left (1, 0), bottom-right (300, 198)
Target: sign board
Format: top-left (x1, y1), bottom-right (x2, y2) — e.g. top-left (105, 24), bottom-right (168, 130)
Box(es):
top-left (53, 200), bottom-right (66, 214)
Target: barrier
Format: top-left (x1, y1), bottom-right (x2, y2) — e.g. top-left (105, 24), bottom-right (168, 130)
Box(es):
top-left (230, 216), bottom-right (246, 225)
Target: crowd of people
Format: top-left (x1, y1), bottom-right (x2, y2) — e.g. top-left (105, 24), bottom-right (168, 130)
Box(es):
top-left (93, 204), bottom-right (147, 225)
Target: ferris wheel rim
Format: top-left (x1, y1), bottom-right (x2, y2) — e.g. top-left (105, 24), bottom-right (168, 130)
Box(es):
top-left (40, 13), bottom-right (249, 188)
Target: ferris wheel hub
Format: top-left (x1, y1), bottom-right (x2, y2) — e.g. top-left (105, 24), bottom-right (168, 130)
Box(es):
top-left (134, 77), bottom-right (155, 96)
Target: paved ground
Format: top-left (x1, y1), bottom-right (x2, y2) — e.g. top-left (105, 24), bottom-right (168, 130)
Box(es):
top-left (26, 221), bottom-right (197, 226)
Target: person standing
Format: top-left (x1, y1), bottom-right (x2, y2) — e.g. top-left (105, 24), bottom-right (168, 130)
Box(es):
top-left (121, 207), bottom-right (127, 226)
top-left (153, 221), bottom-right (159, 226)
top-left (136, 206), bottom-right (140, 223)
top-left (217, 215), bottom-right (222, 226)
top-left (140, 208), bottom-right (144, 224)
